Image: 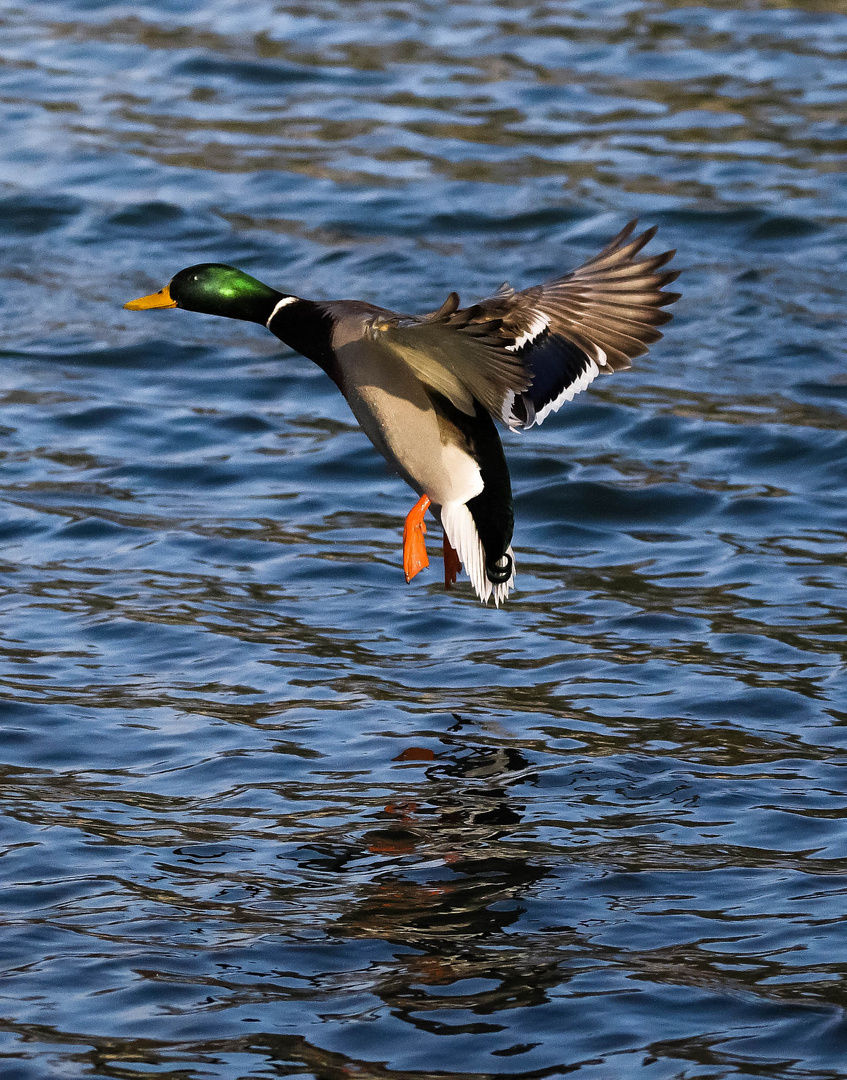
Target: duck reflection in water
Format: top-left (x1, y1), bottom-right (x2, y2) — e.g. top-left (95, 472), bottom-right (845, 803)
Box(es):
top-left (288, 718), bottom-right (566, 1035)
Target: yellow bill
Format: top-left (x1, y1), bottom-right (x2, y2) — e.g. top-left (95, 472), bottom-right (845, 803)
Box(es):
top-left (124, 285), bottom-right (177, 310)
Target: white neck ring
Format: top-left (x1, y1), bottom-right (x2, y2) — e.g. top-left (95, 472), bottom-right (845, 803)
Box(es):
top-left (266, 296), bottom-right (298, 327)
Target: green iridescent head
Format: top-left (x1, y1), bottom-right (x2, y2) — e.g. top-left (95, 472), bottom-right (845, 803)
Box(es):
top-left (125, 263), bottom-right (284, 324)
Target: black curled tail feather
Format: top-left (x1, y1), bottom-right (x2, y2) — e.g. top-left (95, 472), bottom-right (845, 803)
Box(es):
top-left (486, 551), bottom-right (513, 584)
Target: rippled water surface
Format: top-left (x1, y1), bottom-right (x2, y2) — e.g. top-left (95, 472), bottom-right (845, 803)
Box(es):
top-left (2, 2), bottom-right (847, 1077)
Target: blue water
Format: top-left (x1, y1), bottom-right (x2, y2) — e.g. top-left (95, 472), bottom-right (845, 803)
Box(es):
top-left (1, 2), bottom-right (847, 1078)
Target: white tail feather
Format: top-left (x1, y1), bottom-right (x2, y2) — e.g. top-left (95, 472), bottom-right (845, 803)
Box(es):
top-left (440, 501), bottom-right (516, 606)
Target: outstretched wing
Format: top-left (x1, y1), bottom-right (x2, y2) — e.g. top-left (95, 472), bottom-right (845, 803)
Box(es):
top-left (484, 220), bottom-right (680, 429)
top-left (372, 220), bottom-right (679, 428)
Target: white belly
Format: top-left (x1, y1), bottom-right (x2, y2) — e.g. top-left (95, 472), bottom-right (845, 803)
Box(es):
top-left (336, 341), bottom-right (483, 507)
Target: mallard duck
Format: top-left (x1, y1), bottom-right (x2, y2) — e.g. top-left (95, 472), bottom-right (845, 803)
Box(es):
top-left (125, 220), bottom-right (679, 605)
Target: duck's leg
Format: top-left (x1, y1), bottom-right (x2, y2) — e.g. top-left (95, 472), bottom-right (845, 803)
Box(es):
top-left (403, 494), bottom-right (431, 583)
top-left (443, 533), bottom-right (461, 590)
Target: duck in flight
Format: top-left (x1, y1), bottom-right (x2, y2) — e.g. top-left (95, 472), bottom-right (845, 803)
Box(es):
top-left (125, 220), bottom-right (679, 605)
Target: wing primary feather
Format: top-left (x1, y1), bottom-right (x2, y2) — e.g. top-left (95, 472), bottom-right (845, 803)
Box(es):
top-left (392, 220), bottom-right (678, 430)
top-left (475, 220), bottom-right (679, 427)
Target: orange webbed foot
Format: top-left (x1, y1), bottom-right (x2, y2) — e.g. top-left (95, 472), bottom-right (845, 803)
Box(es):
top-left (403, 494), bottom-right (431, 583)
top-left (443, 533), bottom-right (461, 590)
